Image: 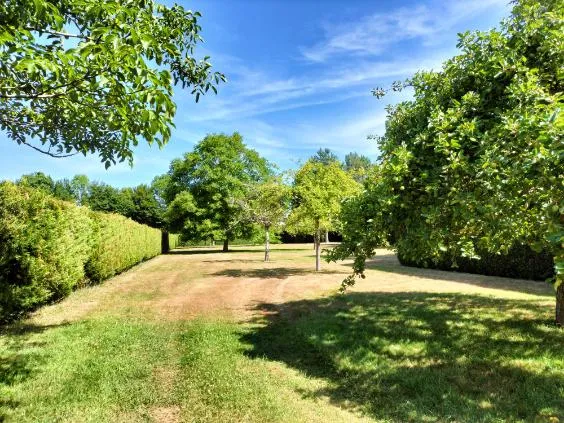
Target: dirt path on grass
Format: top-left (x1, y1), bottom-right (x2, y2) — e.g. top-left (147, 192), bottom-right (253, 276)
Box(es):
top-left (32, 244), bottom-right (553, 326)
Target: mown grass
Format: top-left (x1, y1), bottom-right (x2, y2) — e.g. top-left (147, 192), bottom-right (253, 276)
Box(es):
top-left (244, 292), bottom-right (564, 422)
top-left (0, 246), bottom-right (562, 422)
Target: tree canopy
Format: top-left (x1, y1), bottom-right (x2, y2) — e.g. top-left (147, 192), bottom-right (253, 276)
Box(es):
top-left (0, 0), bottom-right (224, 167)
top-left (289, 160), bottom-right (360, 270)
top-left (344, 152), bottom-right (372, 183)
top-left (240, 178), bottom-right (290, 261)
top-left (311, 148), bottom-right (339, 165)
top-left (164, 132), bottom-right (272, 251)
top-left (330, 0), bottom-right (563, 321)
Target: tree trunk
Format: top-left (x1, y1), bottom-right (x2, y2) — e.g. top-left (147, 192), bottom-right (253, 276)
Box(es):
top-left (223, 239), bottom-right (229, 252)
top-left (325, 230), bottom-right (329, 243)
top-left (556, 283), bottom-right (564, 326)
top-left (315, 219), bottom-right (321, 271)
top-left (264, 226), bottom-right (270, 262)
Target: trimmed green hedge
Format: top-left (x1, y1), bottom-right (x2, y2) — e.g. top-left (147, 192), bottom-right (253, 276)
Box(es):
top-left (397, 244), bottom-right (554, 281)
top-left (85, 211), bottom-right (162, 283)
top-left (0, 182), bottom-right (171, 322)
top-left (0, 182), bottom-right (92, 320)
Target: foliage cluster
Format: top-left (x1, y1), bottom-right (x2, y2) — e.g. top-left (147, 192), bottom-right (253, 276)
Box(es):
top-left (330, 0), bottom-right (563, 321)
top-left (0, 0), bottom-right (224, 166)
top-left (163, 132), bottom-right (273, 251)
top-left (0, 182), bottom-right (166, 321)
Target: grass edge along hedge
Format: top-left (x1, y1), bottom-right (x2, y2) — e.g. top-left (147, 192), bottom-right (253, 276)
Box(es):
top-left (0, 182), bottom-right (175, 323)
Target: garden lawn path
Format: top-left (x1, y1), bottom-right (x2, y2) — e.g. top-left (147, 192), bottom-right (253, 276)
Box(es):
top-left (34, 244), bottom-right (554, 326)
top-left (1, 244), bottom-right (560, 423)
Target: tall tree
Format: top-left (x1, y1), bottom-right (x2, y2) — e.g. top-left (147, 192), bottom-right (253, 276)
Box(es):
top-left (16, 172), bottom-right (54, 193)
top-left (344, 152), bottom-right (372, 183)
top-left (70, 174), bottom-right (89, 205)
top-left (330, 0), bottom-right (564, 323)
top-left (0, 0), bottom-right (224, 166)
top-left (289, 161), bottom-right (360, 271)
top-left (128, 184), bottom-right (165, 228)
top-left (85, 183), bottom-right (134, 216)
top-left (312, 148), bottom-right (339, 165)
top-left (165, 133), bottom-right (272, 251)
top-left (240, 179), bottom-right (290, 261)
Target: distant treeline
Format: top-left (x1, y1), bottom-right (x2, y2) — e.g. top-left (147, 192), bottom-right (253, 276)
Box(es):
top-left (15, 172), bottom-right (166, 229)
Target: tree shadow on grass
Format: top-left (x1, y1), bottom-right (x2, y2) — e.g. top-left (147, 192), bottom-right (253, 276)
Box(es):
top-left (241, 292), bottom-right (564, 422)
top-left (358, 253), bottom-right (554, 298)
top-left (213, 267), bottom-right (348, 279)
top-left (169, 246), bottom-right (313, 255)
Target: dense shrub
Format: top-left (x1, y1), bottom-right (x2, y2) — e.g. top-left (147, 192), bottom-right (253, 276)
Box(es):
top-left (0, 182), bottom-right (172, 322)
top-left (0, 182), bottom-right (92, 321)
top-left (169, 233), bottom-right (180, 250)
top-left (397, 244), bottom-right (554, 281)
top-left (84, 211), bottom-right (162, 283)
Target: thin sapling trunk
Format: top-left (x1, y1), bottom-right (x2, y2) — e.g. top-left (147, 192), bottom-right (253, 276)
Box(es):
top-left (315, 219), bottom-right (321, 271)
top-left (264, 225), bottom-right (270, 262)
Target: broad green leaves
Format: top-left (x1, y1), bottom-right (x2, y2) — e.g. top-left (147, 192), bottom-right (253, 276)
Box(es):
top-left (332, 0), bottom-right (563, 294)
top-left (164, 133), bottom-right (272, 246)
top-left (0, 0), bottom-right (225, 165)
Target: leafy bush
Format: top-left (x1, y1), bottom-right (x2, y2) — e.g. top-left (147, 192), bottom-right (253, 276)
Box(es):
top-left (397, 244), bottom-right (554, 281)
top-left (0, 182), bottom-right (168, 322)
top-left (0, 182), bottom-right (92, 322)
top-left (169, 233), bottom-right (180, 249)
top-left (85, 211), bottom-right (162, 283)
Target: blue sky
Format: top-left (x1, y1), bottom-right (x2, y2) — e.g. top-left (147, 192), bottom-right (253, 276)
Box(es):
top-left (0, 0), bottom-right (510, 187)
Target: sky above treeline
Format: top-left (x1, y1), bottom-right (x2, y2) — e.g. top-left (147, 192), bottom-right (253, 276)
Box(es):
top-left (0, 0), bottom-right (510, 188)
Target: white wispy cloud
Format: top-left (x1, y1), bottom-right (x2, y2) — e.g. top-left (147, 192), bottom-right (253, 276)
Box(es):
top-left (179, 49), bottom-right (448, 123)
top-left (300, 0), bottom-right (508, 62)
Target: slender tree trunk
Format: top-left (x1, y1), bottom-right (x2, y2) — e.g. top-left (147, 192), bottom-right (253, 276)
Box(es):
top-left (223, 239), bottom-right (229, 252)
top-left (556, 283), bottom-right (564, 326)
top-left (315, 219), bottom-right (321, 271)
top-left (264, 226), bottom-right (270, 262)
top-left (325, 230), bottom-right (329, 243)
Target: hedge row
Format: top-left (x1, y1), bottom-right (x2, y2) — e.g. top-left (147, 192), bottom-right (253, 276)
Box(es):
top-left (397, 243), bottom-right (554, 281)
top-left (0, 182), bottom-right (170, 322)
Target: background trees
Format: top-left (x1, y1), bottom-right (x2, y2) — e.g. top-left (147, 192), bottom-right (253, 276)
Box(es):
top-left (331, 0), bottom-right (563, 323)
top-left (344, 152), bottom-right (372, 183)
top-left (164, 133), bottom-right (272, 251)
top-left (0, 0), bottom-right (224, 166)
top-left (289, 160), bottom-right (360, 271)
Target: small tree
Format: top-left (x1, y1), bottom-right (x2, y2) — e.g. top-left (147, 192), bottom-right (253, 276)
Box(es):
top-left (290, 161), bottom-right (360, 271)
top-left (241, 179), bottom-right (290, 261)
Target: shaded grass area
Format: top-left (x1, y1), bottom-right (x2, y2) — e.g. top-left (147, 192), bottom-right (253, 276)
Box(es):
top-left (363, 253), bottom-right (555, 298)
top-left (213, 267), bottom-right (347, 279)
top-left (244, 292), bottom-right (564, 422)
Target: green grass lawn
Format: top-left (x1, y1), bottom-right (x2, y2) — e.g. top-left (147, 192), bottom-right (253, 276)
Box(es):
top-left (1, 246), bottom-right (563, 422)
